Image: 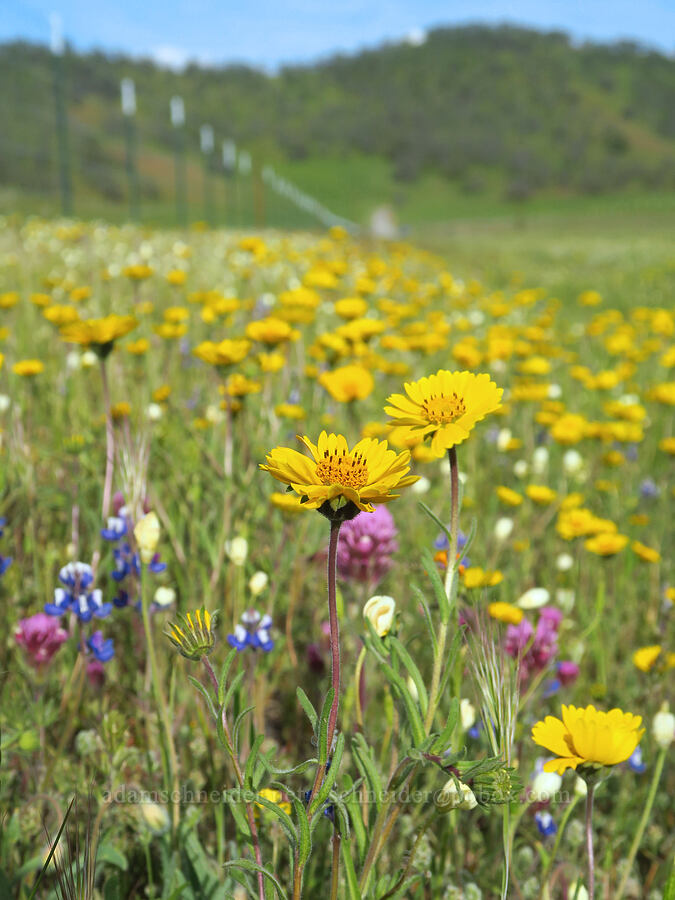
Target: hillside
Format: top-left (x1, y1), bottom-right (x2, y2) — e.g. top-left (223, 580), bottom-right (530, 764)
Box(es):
top-left (2, 25), bottom-right (675, 223)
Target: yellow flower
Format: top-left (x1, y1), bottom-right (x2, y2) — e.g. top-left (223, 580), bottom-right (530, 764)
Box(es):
top-left (526, 484), bottom-right (557, 505)
top-left (111, 402), bottom-right (131, 420)
top-left (319, 364), bottom-right (375, 403)
top-left (550, 414), bottom-right (587, 445)
top-left (334, 297), bottom-right (368, 319)
top-left (532, 705), bottom-right (644, 775)
top-left (43, 305), bottom-right (80, 326)
top-left (0, 292), bottom-right (19, 309)
top-left (60, 315), bottom-right (138, 355)
top-left (256, 788), bottom-right (291, 817)
top-left (463, 567), bottom-right (503, 589)
top-left (496, 486), bottom-right (523, 507)
top-left (659, 437), bottom-right (675, 455)
top-left (165, 608), bottom-right (216, 661)
top-left (30, 292), bottom-right (51, 307)
top-left (269, 491), bottom-right (307, 514)
top-left (488, 601), bottom-right (523, 624)
top-left (584, 532), bottom-right (629, 557)
top-left (13, 359), bottom-right (44, 376)
top-left (166, 269), bottom-right (187, 286)
top-left (261, 431), bottom-right (417, 516)
top-left (257, 352), bottom-right (286, 373)
top-left (632, 645), bottom-right (661, 672)
top-left (221, 374), bottom-right (261, 398)
top-left (275, 403), bottom-right (306, 420)
top-left (126, 338), bottom-right (150, 355)
top-left (631, 541), bottom-right (660, 564)
top-left (246, 316), bottom-right (297, 346)
top-left (385, 370), bottom-right (502, 457)
top-left (134, 512), bottom-right (160, 563)
top-left (193, 339), bottom-right (251, 368)
top-left (123, 264), bottom-right (154, 280)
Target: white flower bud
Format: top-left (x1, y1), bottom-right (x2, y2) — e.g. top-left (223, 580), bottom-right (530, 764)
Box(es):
top-left (460, 698), bottom-right (476, 731)
top-left (363, 595), bottom-right (395, 637)
top-left (153, 586), bottom-right (176, 608)
top-left (225, 536), bottom-right (248, 566)
top-left (513, 459), bottom-right (528, 478)
top-left (406, 675), bottom-right (419, 703)
top-left (556, 588), bottom-right (576, 613)
top-left (570, 882), bottom-right (589, 900)
top-left (437, 779), bottom-right (478, 811)
top-left (147, 403), bottom-right (163, 421)
top-left (411, 475), bottom-right (431, 495)
top-left (563, 449), bottom-right (584, 476)
top-left (0, 394), bottom-right (10, 413)
top-left (139, 802), bottom-right (170, 834)
top-left (494, 517), bottom-right (514, 541)
top-left (548, 383), bottom-right (562, 399)
top-left (497, 428), bottom-right (512, 452)
top-left (81, 350), bottom-right (98, 368)
top-left (205, 404), bottom-right (224, 424)
top-left (556, 553), bottom-right (574, 572)
top-left (652, 703), bottom-right (674, 750)
top-left (517, 587), bottom-right (550, 610)
top-left (65, 351), bottom-right (81, 371)
top-left (574, 777), bottom-right (588, 797)
top-left (532, 446), bottom-right (549, 474)
top-left (134, 512), bottom-right (160, 563)
top-left (249, 570), bottom-right (269, 597)
top-left (531, 771), bottom-right (562, 802)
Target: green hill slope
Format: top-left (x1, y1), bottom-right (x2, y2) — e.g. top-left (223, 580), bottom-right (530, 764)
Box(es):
top-left (1, 26), bottom-right (675, 224)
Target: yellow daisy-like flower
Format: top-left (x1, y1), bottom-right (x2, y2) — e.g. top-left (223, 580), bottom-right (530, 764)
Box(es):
top-left (526, 484), bottom-right (557, 505)
top-left (632, 645), bottom-right (661, 672)
top-left (246, 316), bottom-right (298, 346)
top-left (319, 364), bottom-right (375, 403)
top-left (463, 567), bottom-right (503, 589)
top-left (256, 788), bottom-right (292, 818)
top-left (60, 315), bottom-right (138, 356)
top-left (584, 532), bottom-right (629, 557)
top-left (385, 370), bottom-right (502, 457)
top-left (532, 705), bottom-right (644, 775)
top-left (261, 431), bottom-right (417, 518)
top-left (496, 486), bottom-right (524, 507)
top-left (13, 359), bottom-right (44, 376)
top-left (631, 541), bottom-right (661, 563)
top-left (193, 339), bottom-right (251, 368)
top-left (488, 601), bottom-right (523, 624)
top-left (165, 608), bottom-right (217, 661)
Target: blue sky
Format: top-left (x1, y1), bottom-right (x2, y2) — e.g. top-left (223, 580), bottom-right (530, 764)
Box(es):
top-left (4, 0), bottom-right (675, 68)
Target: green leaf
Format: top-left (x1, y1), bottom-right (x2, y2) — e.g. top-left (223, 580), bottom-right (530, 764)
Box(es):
top-left (342, 774), bottom-right (367, 861)
top-left (223, 859), bottom-right (288, 899)
top-left (437, 628), bottom-right (466, 701)
top-left (292, 796), bottom-right (312, 867)
top-left (340, 834), bottom-right (361, 900)
top-left (296, 687), bottom-right (318, 733)
top-left (187, 675), bottom-right (217, 723)
top-left (96, 841), bottom-right (128, 870)
top-left (663, 855), bottom-right (675, 900)
top-left (417, 500), bottom-right (451, 544)
top-left (232, 705), bottom-right (256, 753)
top-left (410, 585), bottom-right (438, 656)
top-left (388, 636), bottom-right (429, 718)
top-left (244, 735), bottom-right (265, 789)
top-left (222, 670), bottom-right (245, 713)
top-left (27, 796), bottom-right (74, 900)
top-left (254, 794), bottom-right (297, 848)
top-left (309, 731), bottom-right (345, 816)
top-left (378, 659), bottom-right (426, 747)
top-left (431, 696), bottom-right (460, 754)
top-left (218, 649), bottom-right (238, 705)
top-left (260, 756), bottom-right (318, 778)
top-left (421, 548), bottom-right (450, 623)
top-left (351, 733), bottom-right (383, 815)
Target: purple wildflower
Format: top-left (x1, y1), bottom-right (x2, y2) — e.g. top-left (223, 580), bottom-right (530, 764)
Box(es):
top-left (15, 613), bottom-right (68, 668)
top-left (336, 506), bottom-right (398, 589)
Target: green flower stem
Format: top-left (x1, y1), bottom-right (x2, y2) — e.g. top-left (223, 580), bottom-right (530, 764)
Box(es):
top-left (202, 657), bottom-right (266, 900)
top-left (538, 794), bottom-right (581, 899)
top-left (425, 445), bottom-right (459, 732)
top-left (99, 357), bottom-right (114, 519)
top-left (585, 781), bottom-right (596, 900)
top-left (615, 746), bottom-right (667, 900)
top-left (140, 564), bottom-right (180, 834)
top-left (354, 644), bottom-right (367, 729)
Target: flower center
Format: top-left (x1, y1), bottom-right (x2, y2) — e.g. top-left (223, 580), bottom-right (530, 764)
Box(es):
top-left (421, 392), bottom-right (466, 424)
top-left (316, 449), bottom-right (369, 489)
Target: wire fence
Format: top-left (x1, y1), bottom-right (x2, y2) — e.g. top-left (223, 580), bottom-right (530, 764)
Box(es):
top-left (0, 37), bottom-right (359, 232)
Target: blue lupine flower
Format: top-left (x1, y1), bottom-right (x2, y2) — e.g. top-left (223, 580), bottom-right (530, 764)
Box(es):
top-left (0, 556), bottom-right (12, 577)
top-left (628, 745), bottom-right (647, 774)
top-left (112, 543), bottom-right (166, 582)
top-left (227, 610), bottom-right (274, 652)
top-left (101, 514), bottom-right (128, 542)
top-left (543, 678), bottom-right (561, 698)
top-left (0, 517), bottom-right (5, 536)
top-left (639, 478), bottom-right (660, 500)
top-left (468, 721), bottom-right (482, 740)
top-left (535, 811), bottom-right (557, 837)
top-left (44, 562), bottom-right (112, 622)
top-left (88, 630), bottom-right (115, 662)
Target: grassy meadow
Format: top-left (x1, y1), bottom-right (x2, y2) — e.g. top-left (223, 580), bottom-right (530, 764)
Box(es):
top-left (0, 205), bottom-right (673, 899)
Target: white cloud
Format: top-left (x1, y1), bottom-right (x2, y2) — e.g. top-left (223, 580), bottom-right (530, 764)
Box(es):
top-left (150, 45), bottom-right (190, 70)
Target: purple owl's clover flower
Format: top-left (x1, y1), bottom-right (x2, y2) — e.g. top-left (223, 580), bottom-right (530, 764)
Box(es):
top-left (336, 505), bottom-right (398, 590)
top-left (15, 613), bottom-right (68, 668)
top-left (505, 607), bottom-right (563, 682)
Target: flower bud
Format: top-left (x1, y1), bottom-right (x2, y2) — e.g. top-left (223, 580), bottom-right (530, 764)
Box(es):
top-left (153, 586), bottom-right (176, 608)
top-left (513, 459), bottom-right (528, 478)
top-left (147, 402), bottom-right (163, 421)
top-left (563, 449), bottom-right (584, 476)
top-left (363, 595), bottom-right (395, 637)
top-left (532, 446), bottom-right (549, 474)
top-left (249, 570), bottom-right (269, 597)
top-left (411, 475), bottom-right (431, 495)
top-left (494, 517), bottom-right (514, 541)
top-left (517, 587), bottom-right (550, 609)
top-left (134, 512), bottom-right (160, 563)
top-left (0, 394), bottom-right (10, 413)
top-left (225, 536), bottom-right (248, 566)
top-left (460, 698), bottom-right (476, 731)
top-left (139, 801), bottom-right (170, 834)
top-left (406, 675), bottom-right (419, 703)
top-left (436, 779), bottom-right (477, 811)
top-left (531, 771), bottom-right (562, 801)
top-left (652, 703), bottom-right (674, 749)
top-left (556, 553), bottom-right (574, 572)
top-left (81, 350), bottom-right (98, 368)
